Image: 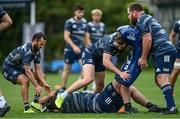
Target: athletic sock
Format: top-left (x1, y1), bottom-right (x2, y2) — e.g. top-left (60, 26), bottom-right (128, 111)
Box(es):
top-left (33, 95), bottom-right (40, 103)
top-left (0, 96), bottom-right (6, 108)
top-left (124, 103), bottom-right (132, 111)
top-left (57, 91), bottom-right (68, 99)
top-left (161, 84), bottom-right (176, 110)
top-left (145, 102), bottom-right (154, 109)
top-left (24, 103), bottom-right (30, 111)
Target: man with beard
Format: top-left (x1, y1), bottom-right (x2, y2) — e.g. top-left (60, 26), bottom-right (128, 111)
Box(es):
top-left (127, 3), bottom-right (178, 114)
top-left (2, 32), bottom-right (50, 113)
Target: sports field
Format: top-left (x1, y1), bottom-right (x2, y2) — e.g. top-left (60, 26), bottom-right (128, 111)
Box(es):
top-left (0, 69), bottom-right (179, 118)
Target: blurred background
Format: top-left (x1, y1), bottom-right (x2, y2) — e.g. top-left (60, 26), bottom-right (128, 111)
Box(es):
top-left (0, 0), bottom-right (180, 72)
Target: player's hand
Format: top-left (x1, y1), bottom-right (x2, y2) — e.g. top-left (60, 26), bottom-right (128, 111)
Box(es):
top-left (138, 57), bottom-right (148, 70)
top-left (43, 83), bottom-right (51, 94)
top-left (72, 46), bottom-right (81, 54)
top-left (35, 85), bottom-right (43, 96)
top-left (119, 71), bottom-right (131, 80)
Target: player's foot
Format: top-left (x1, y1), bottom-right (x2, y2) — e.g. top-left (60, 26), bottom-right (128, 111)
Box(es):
top-left (30, 102), bottom-right (41, 111)
top-left (24, 107), bottom-right (35, 113)
top-left (161, 107), bottom-right (178, 114)
top-left (124, 107), bottom-right (138, 114)
top-left (30, 102), bottom-right (47, 112)
top-left (148, 104), bottom-right (163, 112)
top-left (0, 103), bottom-right (10, 117)
top-left (55, 95), bottom-right (64, 109)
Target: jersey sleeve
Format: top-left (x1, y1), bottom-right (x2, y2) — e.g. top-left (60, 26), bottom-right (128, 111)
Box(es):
top-left (137, 16), bottom-right (150, 37)
top-left (103, 34), bottom-right (116, 56)
top-left (64, 20), bottom-right (72, 32)
top-left (0, 7), bottom-right (7, 19)
top-left (172, 21), bottom-right (180, 33)
top-left (85, 23), bottom-right (91, 33)
top-left (22, 50), bottom-right (34, 65)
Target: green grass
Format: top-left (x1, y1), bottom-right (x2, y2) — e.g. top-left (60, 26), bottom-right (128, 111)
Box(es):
top-left (0, 69), bottom-right (180, 118)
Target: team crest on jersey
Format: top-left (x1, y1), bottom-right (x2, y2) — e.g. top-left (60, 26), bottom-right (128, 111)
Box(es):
top-left (127, 32), bottom-right (135, 41)
top-left (72, 24), bottom-right (77, 29)
top-left (91, 27), bottom-right (96, 31)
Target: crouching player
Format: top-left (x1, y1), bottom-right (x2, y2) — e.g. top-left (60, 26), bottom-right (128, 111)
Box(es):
top-left (2, 32), bottom-right (51, 113)
top-left (37, 80), bottom-right (162, 113)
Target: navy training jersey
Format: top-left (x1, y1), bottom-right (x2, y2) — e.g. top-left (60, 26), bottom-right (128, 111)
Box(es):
top-left (86, 21), bottom-right (107, 43)
top-left (88, 25), bottom-right (141, 58)
top-left (0, 7), bottom-right (6, 19)
top-left (60, 83), bottom-right (123, 113)
top-left (136, 14), bottom-right (176, 56)
top-left (64, 17), bottom-right (87, 51)
top-left (172, 20), bottom-right (180, 51)
top-left (3, 43), bottom-right (41, 68)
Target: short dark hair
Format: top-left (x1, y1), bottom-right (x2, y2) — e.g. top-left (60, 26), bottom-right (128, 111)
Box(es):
top-left (128, 3), bottom-right (144, 12)
top-left (32, 32), bottom-right (46, 41)
top-left (74, 4), bottom-right (84, 11)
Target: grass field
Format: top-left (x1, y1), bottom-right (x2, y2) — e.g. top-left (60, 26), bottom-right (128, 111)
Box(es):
top-left (0, 69), bottom-right (180, 118)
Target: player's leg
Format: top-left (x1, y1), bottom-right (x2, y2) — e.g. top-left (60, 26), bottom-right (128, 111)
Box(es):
top-left (58, 63), bottom-right (71, 89)
top-left (55, 64), bottom-right (95, 108)
top-left (170, 58), bottom-right (180, 93)
top-left (94, 72), bottom-right (105, 93)
top-left (129, 86), bottom-right (162, 112)
top-left (0, 89), bottom-right (10, 117)
top-left (16, 74), bottom-right (35, 113)
top-left (153, 50), bottom-right (178, 114)
top-left (55, 50), bottom-right (74, 90)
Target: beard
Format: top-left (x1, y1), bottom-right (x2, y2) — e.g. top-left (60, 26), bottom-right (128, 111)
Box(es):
top-left (130, 19), bottom-right (137, 26)
top-left (34, 46), bottom-right (40, 52)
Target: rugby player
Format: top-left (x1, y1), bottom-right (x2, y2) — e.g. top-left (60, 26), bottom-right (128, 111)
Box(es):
top-left (0, 6), bottom-right (13, 117)
top-left (55, 4), bottom-right (87, 90)
top-left (55, 25), bottom-right (143, 113)
top-left (84, 9), bottom-right (107, 92)
top-left (2, 32), bottom-right (50, 113)
top-left (38, 80), bottom-right (162, 113)
top-left (127, 3), bottom-right (178, 114)
top-left (169, 19), bottom-right (180, 95)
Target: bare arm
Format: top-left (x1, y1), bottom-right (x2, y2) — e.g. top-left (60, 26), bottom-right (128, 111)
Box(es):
top-left (35, 64), bottom-right (51, 93)
top-left (169, 31), bottom-right (177, 44)
top-left (138, 33), bottom-right (152, 70)
top-left (64, 31), bottom-right (81, 53)
top-left (0, 14), bottom-right (13, 31)
top-left (103, 53), bottom-right (130, 80)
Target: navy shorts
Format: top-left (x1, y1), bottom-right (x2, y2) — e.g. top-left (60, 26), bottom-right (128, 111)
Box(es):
top-left (2, 65), bottom-right (24, 84)
top-left (82, 48), bottom-right (105, 72)
top-left (115, 54), bottom-right (141, 87)
top-left (176, 50), bottom-right (180, 59)
top-left (153, 50), bottom-right (176, 76)
top-left (64, 49), bottom-right (83, 64)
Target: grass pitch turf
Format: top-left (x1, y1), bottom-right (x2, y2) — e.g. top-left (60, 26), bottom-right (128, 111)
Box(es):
top-left (0, 69), bottom-right (179, 118)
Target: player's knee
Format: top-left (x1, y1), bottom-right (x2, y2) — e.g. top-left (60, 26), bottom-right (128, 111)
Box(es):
top-left (21, 79), bottom-right (30, 87)
top-left (156, 74), bottom-right (169, 87)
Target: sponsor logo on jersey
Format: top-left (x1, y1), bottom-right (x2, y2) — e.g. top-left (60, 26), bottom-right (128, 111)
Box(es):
top-left (156, 68), bottom-right (161, 72)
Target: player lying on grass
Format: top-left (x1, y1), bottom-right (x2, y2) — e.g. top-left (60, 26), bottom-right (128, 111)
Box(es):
top-left (34, 80), bottom-right (162, 113)
top-left (55, 25), bottom-right (143, 112)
